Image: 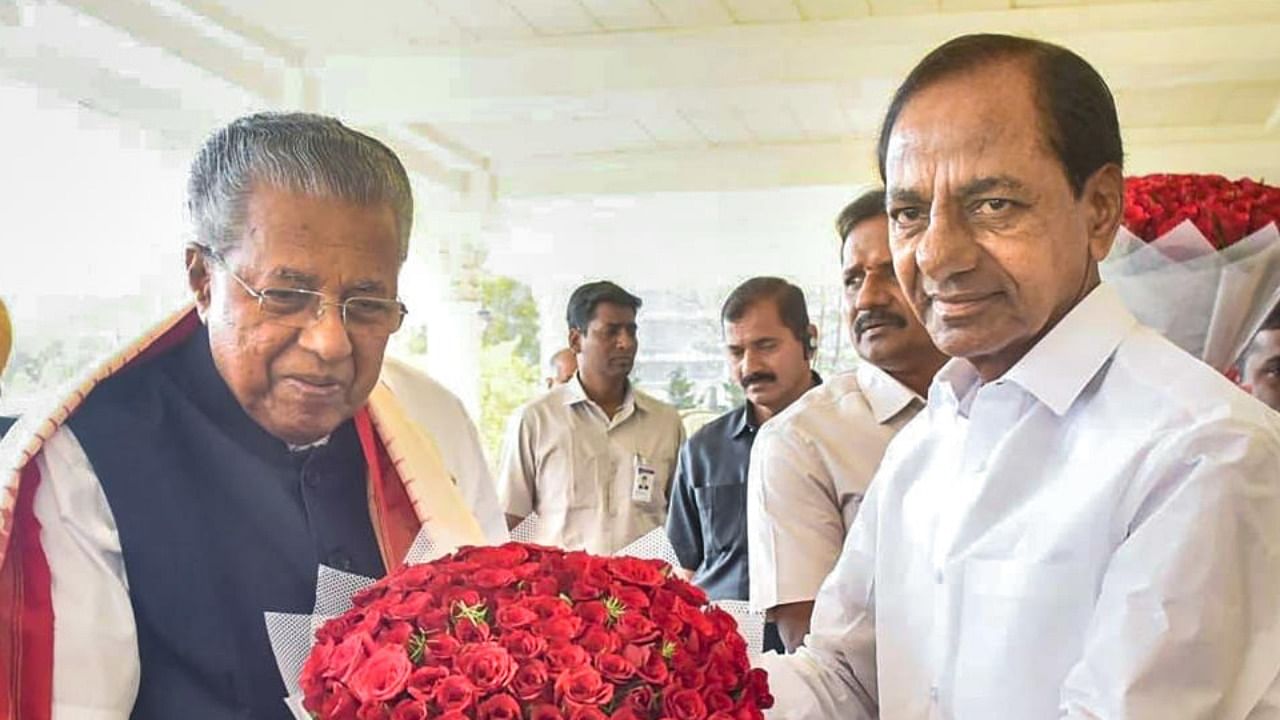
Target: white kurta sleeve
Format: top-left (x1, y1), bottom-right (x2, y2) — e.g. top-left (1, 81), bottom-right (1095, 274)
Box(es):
top-left (747, 424), bottom-right (849, 613)
top-left (32, 427), bottom-right (139, 719)
top-left (1060, 421), bottom-right (1280, 719)
top-left (756, 477), bottom-right (882, 720)
top-left (440, 394), bottom-right (509, 545)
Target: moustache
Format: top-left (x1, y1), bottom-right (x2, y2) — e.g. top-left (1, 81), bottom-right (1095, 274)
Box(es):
top-left (740, 372), bottom-right (777, 389)
top-left (855, 310), bottom-right (907, 337)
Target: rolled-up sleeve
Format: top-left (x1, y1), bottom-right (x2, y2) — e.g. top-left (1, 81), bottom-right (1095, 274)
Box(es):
top-left (665, 440), bottom-right (703, 572)
top-left (1060, 422), bottom-right (1280, 718)
top-left (756, 476), bottom-right (882, 720)
top-left (747, 424), bottom-right (849, 613)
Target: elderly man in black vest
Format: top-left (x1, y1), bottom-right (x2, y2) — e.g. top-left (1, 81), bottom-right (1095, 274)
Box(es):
top-left (0, 114), bottom-right (487, 719)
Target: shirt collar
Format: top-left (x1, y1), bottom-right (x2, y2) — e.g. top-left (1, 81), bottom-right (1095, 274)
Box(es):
top-left (931, 283), bottom-right (1138, 417)
top-left (562, 372), bottom-right (642, 414)
top-left (731, 403), bottom-right (758, 439)
top-left (856, 362), bottom-right (925, 424)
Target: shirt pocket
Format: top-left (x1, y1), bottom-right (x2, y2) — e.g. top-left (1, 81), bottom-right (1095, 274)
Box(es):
top-left (693, 483), bottom-right (748, 556)
top-left (953, 558), bottom-right (1094, 718)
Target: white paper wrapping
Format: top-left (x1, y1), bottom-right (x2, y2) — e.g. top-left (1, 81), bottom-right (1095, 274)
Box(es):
top-left (1101, 220), bottom-right (1280, 371)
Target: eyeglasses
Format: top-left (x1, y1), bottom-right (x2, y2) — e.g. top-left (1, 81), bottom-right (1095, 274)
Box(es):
top-left (199, 246), bottom-right (408, 336)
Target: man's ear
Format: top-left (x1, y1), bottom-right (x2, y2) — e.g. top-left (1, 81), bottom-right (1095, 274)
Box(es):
top-left (185, 245), bottom-right (213, 322)
top-left (1083, 163), bottom-right (1124, 263)
top-left (806, 323), bottom-right (819, 359)
top-left (568, 327), bottom-right (583, 355)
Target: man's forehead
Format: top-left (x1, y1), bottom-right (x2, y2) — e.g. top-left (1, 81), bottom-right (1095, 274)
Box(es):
top-left (884, 65), bottom-right (1044, 189)
top-left (845, 218), bottom-right (891, 266)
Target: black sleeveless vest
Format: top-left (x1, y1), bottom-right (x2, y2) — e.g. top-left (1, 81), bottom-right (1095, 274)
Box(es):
top-left (68, 329), bottom-right (385, 719)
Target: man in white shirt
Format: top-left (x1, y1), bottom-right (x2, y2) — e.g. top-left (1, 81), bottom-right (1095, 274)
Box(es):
top-left (761, 33), bottom-right (1280, 719)
top-left (1240, 306), bottom-right (1280, 412)
top-left (498, 281), bottom-right (684, 554)
top-left (747, 189), bottom-right (946, 651)
top-left (379, 356), bottom-right (508, 543)
top-left (544, 347), bottom-right (577, 389)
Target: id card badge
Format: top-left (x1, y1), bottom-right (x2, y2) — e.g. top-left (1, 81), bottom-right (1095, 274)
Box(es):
top-left (632, 455), bottom-right (656, 503)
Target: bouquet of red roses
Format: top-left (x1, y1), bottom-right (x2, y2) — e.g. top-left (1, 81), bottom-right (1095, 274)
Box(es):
top-left (295, 542), bottom-right (773, 720)
top-left (1101, 173), bottom-right (1280, 370)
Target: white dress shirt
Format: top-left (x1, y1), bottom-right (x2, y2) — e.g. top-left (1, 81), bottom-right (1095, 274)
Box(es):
top-left (379, 357), bottom-right (508, 544)
top-left (760, 284), bottom-right (1280, 720)
top-left (747, 363), bottom-right (922, 613)
top-left (497, 374), bottom-right (684, 555)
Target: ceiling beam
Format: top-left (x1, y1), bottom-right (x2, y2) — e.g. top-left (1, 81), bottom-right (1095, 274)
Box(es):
top-left (54, 0), bottom-right (289, 102)
top-left (314, 0), bottom-right (1280, 124)
top-left (495, 124), bottom-right (1280, 197)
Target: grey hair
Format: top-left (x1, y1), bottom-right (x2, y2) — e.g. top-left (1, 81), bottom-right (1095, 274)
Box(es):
top-left (186, 112), bottom-right (413, 260)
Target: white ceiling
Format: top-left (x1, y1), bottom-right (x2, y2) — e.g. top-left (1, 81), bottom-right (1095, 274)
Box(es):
top-left (3, 0), bottom-right (1278, 197)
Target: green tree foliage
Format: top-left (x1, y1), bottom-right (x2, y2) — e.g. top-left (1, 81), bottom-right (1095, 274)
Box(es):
top-left (476, 274), bottom-right (542, 462)
top-left (666, 366), bottom-right (696, 410)
top-left (478, 339), bottom-right (540, 463)
top-left (478, 276), bottom-right (540, 366)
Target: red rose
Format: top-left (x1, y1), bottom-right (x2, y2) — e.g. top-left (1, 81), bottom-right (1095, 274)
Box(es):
top-left (707, 713), bottom-right (736, 720)
top-left (529, 704), bottom-right (565, 720)
top-left (355, 701), bottom-right (390, 720)
top-left (432, 675), bottom-right (475, 713)
top-left (425, 633), bottom-right (460, 661)
top-left (511, 658), bottom-right (551, 701)
top-left (405, 665), bottom-right (449, 700)
top-left (526, 596), bottom-right (572, 619)
top-left (324, 632), bottom-right (372, 683)
top-left (574, 600), bottom-right (609, 625)
top-left (348, 645), bottom-right (413, 704)
top-left (389, 699), bottom-right (428, 720)
top-left (416, 607), bottom-right (450, 633)
top-left (539, 614), bottom-right (584, 641)
top-left (610, 709), bottom-right (644, 720)
top-left (607, 557), bottom-right (666, 586)
top-left (545, 642), bottom-right (590, 672)
top-left (474, 567), bottom-right (518, 589)
top-left (635, 649), bottom-right (669, 684)
top-left (384, 592), bottom-right (434, 620)
top-left (663, 688), bottom-right (709, 720)
top-left (495, 603), bottom-right (540, 629)
top-left (477, 693), bottom-right (522, 720)
top-left (300, 639), bottom-right (334, 704)
top-left (455, 642), bottom-right (518, 692)
top-left (500, 629), bottom-right (547, 659)
top-left (436, 713), bottom-right (470, 720)
top-left (568, 708), bottom-right (609, 720)
top-left (675, 667), bottom-right (706, 691)
top-left (622, 685), bottom-right (654, 713)
top-left (376, 621), bottom-right (414, 646)
top-left (320, 687), bottom-right (359, 720)
top-left (706, 691), bottom-right (734, 714)
top-left (615, 613), bottom-right (659, 644)
top-left (609, 584), bottom-right (650, 610)
top-left (743, 668), bottom-right (774, 708)
top-left (455, 618), bottom-right (492, 643)
top-left (530, 575), bottom-right (561, 596)
top-left (593, 652), bottom-right (636, 683)
top-left (668, 577), bottom-right (708, 606)
top-left (578, 626), bottom-right (620, 655)
top-left (554, 666), bottom-right (614, 709)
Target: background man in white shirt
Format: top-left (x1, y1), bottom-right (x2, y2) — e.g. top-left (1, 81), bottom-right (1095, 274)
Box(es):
top-left (544, 347), bottom-right (577, 389)
top-left (761, 33), bottom-right (1280, 719)
top-left (379, 357), bottom-right (509, 543)
top-left (747, 189), bottom-right (946, 651)
top-left (498, 281), bottom-right (684, 554)
top-left (1241, 305), bottom-right (1280, 412)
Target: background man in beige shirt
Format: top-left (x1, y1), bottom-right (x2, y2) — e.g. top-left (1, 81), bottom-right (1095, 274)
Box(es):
top-left (747, 189), bottom-right (948, 649)
top-left (498, 281), bottom-right (684, 554)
